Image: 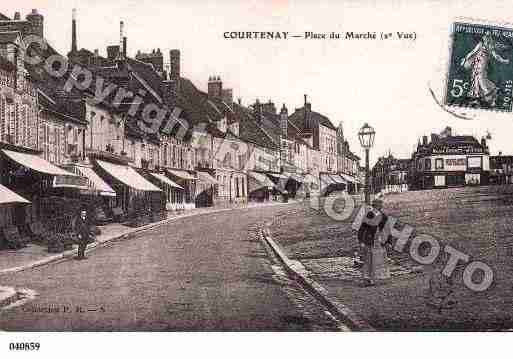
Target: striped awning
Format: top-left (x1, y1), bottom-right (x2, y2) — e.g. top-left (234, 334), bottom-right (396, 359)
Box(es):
top-left (339, 173), bottom-right (358, 183)
top-left (97, 160), bottom-right (162, 192)
top-left (197, 171), bottom-right (220, 185)
top-left (303, 174), bottom-right (318, 184)
top-left (330, 174), bottom-right (347, 184)
top-left (248, 171), bottom-right (275, 189)
top-left (150, 172), bottom-right (183, 189)
top-left (284, 172), bottom-right (304, 182)
top-left (2, 149), bottom-right (77, 177)
top-left (266, 172), bottom-right (289, 180)
top-left (0, 184), bottom-right (30, 205)
top-left (71, 165), bottom-right (117, 197)
top-left (166, 169), bottom-right (198, 180)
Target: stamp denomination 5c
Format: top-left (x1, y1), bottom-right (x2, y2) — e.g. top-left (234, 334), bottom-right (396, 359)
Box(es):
top-left (446, 22), bottom-right (513, 112)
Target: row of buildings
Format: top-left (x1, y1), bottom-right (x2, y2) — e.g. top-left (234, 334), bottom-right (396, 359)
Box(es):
top-left (371, 126), bottom-right (511, 194)
top-left (0, 9), bottom-right (364, 232)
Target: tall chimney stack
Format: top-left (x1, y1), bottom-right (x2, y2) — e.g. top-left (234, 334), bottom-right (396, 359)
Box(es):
top-left (71, 8), bottom-right (77, 54)
top-left (169, 49), bottom-right (180, 93)
top-left (280, 104), bottom-right (289, 166)
top-left (123, 36), bottom-right (127, 58)
top-left (118, 21), bottom-right (124, 60)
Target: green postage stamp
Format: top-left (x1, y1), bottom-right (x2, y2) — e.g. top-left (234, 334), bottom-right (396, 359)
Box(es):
top-left (446, 22), bottom-right (513, 112)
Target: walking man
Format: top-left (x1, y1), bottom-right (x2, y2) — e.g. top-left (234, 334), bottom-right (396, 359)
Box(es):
top-left (75, 209), bottom-right (92, 260)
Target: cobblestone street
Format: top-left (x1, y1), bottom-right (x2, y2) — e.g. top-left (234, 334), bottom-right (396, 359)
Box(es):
top-left (0, 204), bottom-right (341, 331)
top-left (269, 186), bottom-right (513, 330)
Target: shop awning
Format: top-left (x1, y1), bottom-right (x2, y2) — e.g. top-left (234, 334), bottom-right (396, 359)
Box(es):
top-left (330, 174), bottom-right (347, 184)
top-left (303, 174), bottom-right (318, 184)
top-left (96, 160), bottom-right (162, 192)
top-left (71, 165), bottom-right (117, 197)
top-left (248, 171), bottom-right (275, 189)
top-left (339, 173), bottom-right (357, 183)
top-left (2, 149), bottom-right (78, 177)
top-left (150, 172), bottom-right (183, 189)
top-left (0, 184), bottom-right (30, 205)
top-left (266, 172), bottom-right (289, 180)
top-left (197, 171), bottom-right (220, 185)
top-left (166, 169), bottom-right (198, 180)
top-left (284, 173), bottom-right (304, 182)
top-left (320, 174), bottom-right (336, 186)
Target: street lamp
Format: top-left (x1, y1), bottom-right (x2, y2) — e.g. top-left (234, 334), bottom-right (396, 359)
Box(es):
top-left (358, 123), bottom-right (375, 205)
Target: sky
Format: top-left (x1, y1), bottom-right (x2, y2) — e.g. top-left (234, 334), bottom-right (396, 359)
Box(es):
top-left (2, 0), bottom-right (513, 166)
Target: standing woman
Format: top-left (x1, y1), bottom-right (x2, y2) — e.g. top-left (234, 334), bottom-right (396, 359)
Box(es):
top-left (358, 199), bottom-right (388, 286)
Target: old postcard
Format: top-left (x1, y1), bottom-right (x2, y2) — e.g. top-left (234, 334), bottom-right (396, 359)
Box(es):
top-left (0, 0), bottom-right (512, 357)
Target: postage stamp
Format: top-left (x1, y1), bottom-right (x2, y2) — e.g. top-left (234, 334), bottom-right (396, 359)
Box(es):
top-left (445, 22), bottom-right (513, 112)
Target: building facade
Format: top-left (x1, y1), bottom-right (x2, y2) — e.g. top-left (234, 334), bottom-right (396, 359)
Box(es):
top-left (409, 127), bottom-right (490, 190)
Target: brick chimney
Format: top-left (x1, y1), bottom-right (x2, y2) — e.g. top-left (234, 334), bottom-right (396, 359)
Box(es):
top-left (253, 99), bottom-right (262, 124)
top-left (107, 45), bottom-right (120, 61)
top-left (263, 100), bottom-right (276, 115)
top-left (71, 8), bottom-right (77, 54)
top-left (14, 12), bottom-right (20, 20)
top-left (26, 9), bottom-right (44, 38)
top-left (304, 94), bottom-right (312, 129)
top-left (280, 104), bottom-right (289, 165)
top-left (208, 76), bottom-right (222, 98)
top-left (280, 104), bottom-right (288, 138)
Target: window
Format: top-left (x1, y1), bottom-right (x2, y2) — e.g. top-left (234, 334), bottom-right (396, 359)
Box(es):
top-left (235, 177), bottom-right (240, 197)
top-left (424, 158), bottom-right (431, 170)
top-left (435, 158), bottom-right (444, 170)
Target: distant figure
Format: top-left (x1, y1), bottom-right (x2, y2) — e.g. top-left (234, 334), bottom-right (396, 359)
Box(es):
top-left (75, 209), bottom-right (92, 260)
top-left (460, 32), bottom-right (510, 107)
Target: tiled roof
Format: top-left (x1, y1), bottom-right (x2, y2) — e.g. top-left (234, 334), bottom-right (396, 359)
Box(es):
top-left (38, 92), bottom-right (86, 125)
top-left (233, 103), bottom-right (277, 150)
top-left (126, 58), bottom-right (163, 100)
top-left (0, 13), bottom-right (11, 20)
top-left (22, 40), bottom-right (87, 123)
top-left (260, 110), bottom-right (311, 148)
top-left (288, 106), bottom-right (336, 131)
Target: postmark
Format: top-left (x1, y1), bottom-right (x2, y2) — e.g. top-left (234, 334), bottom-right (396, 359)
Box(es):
top-left (445, 22), bottom-right (513, 112)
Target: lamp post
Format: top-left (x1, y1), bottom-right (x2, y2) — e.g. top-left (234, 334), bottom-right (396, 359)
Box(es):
top-left (358, 123), bottom-right (375, 205)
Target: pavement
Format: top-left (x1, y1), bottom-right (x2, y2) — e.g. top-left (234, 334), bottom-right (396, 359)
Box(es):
top-left (0, 199), bottom-right (342, 331)
top-left (268, 185), bottom-right (513, 331)
top-left (0, 200), bottom-right (297, 276)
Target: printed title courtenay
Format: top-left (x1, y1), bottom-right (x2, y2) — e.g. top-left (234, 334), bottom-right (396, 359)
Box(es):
top-left (223, 31), bottom-right (378, 39)
top-left (224, 31), bottom-right (289, 39)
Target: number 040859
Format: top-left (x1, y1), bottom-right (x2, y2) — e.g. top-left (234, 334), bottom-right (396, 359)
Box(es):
top-left (9, 342), bottom-right (40, 351)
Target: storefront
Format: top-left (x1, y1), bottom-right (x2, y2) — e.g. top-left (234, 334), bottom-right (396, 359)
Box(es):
top-left (0, 184), bottom-right (31, 249)
top-left (417, 155), bottom-right (489, 189)
top-left (94, 159), bottom-right (163, 217)
top-left (339, 173), bottom-right (361, 194)
top-left (165, 169), bottom-right (197, 210)
top-left (320, 173), bottom-right (347, 196)
top-left (195, 170), bottom-right (220, 207)
top-left (148, 172), bottom-right (184, 211)
top-left (0, 148), bottom-right (88, 229)
top-left (247, 171), bottom-right (275, 202)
